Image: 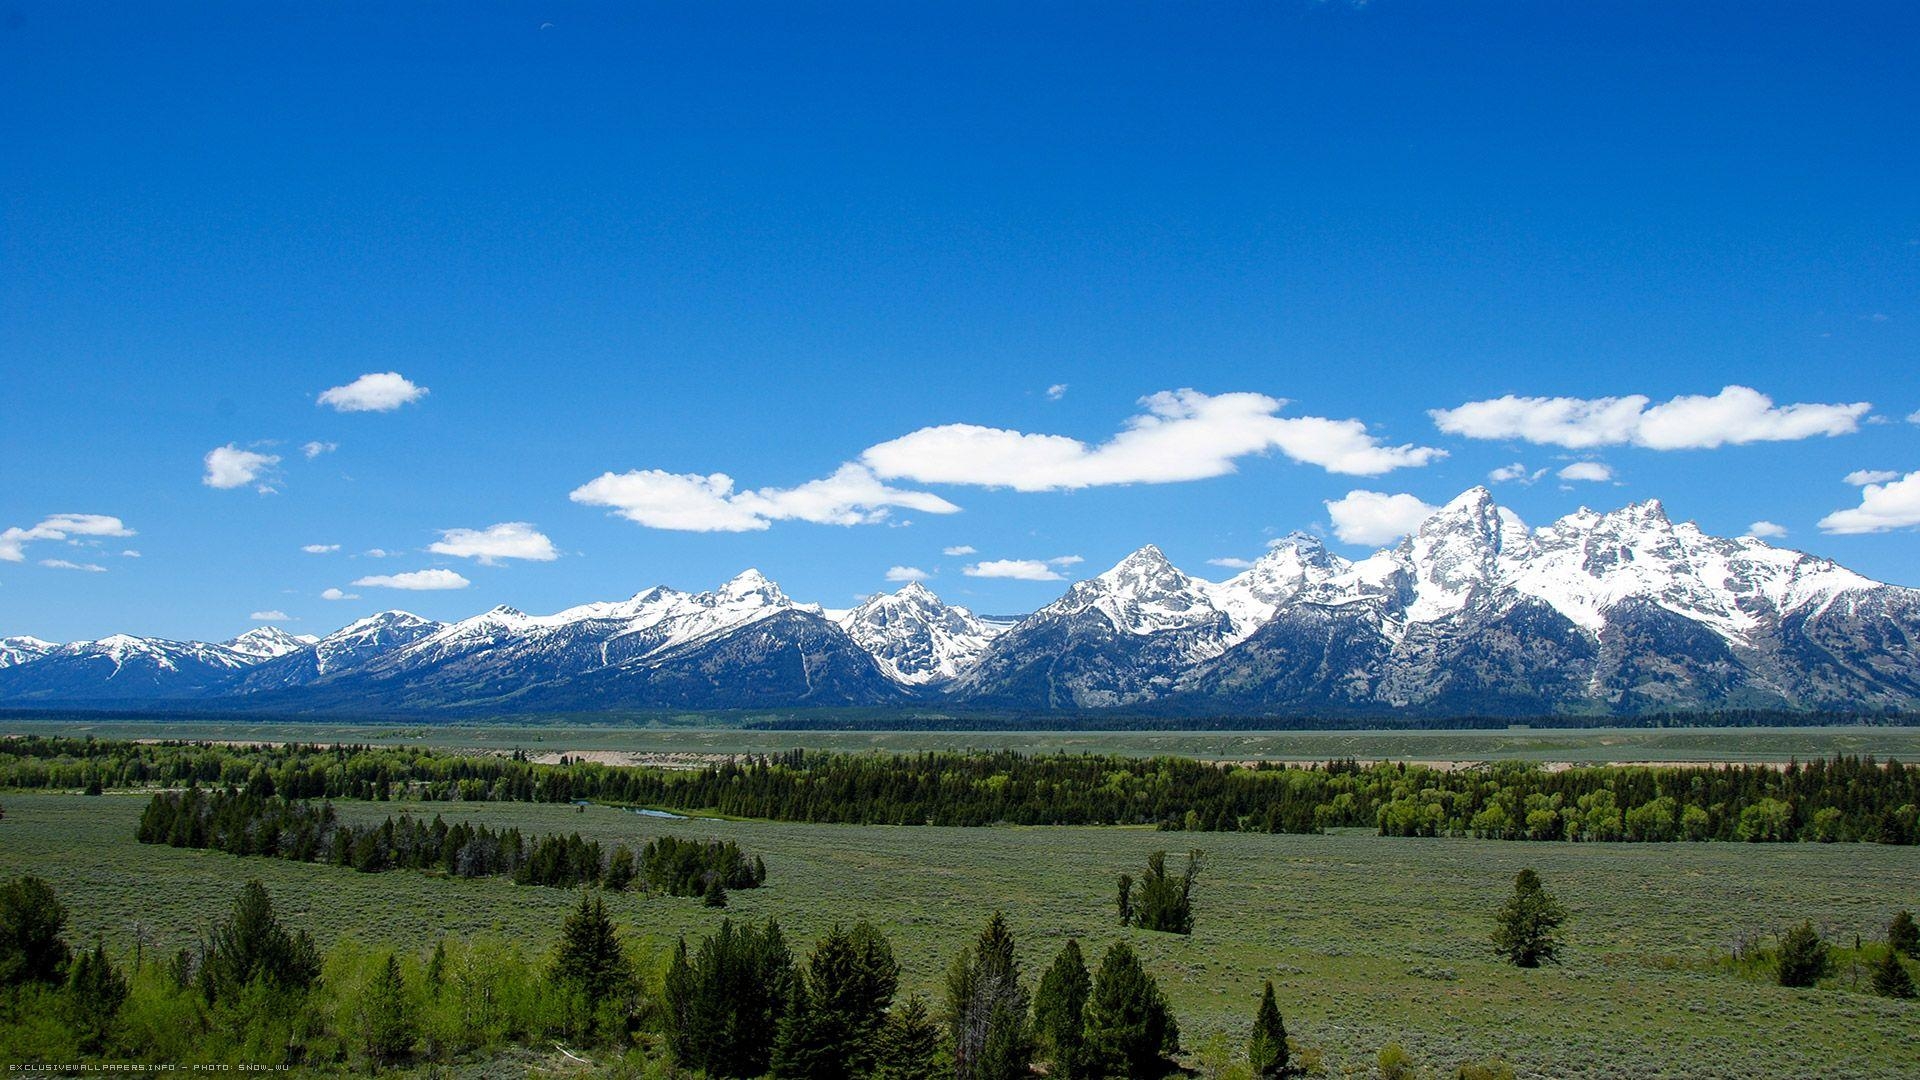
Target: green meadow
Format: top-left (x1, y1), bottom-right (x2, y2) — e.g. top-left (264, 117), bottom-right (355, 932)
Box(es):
top-left (3, 790), bottom-right (1915, 1078)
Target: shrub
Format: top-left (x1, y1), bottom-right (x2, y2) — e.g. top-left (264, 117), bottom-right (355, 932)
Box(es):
top-left (1776, 921), bottom-right (1831, 988)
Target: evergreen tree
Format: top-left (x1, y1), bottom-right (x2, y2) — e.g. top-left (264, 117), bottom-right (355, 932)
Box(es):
top-left (605, 845), bottom-right (636, 891)
top-left (550, 890), bottom-right (635, 1028)
top-left (1247, 980), bottom-right (1289, 1080)
top-left (1116, 874), bottom-right (1134, 927)
top-left (1776, 920), bottom-right (1831, 988)
top-left (62, 939), bottom-right (128, 1052)
top-left (874, 994), bottom-right (942, 1080)
top-left (1131, 851), bottom-right (1202, 935)
top-left (1034, 939), bottom-right (1091, 1080)
top-left (1888, 910), bottom-right (1918, 958)
top-left (1083, 941), bottom-right (1179, 1080)
top-left (1491, 869), bottom-right (1567, 967)
top-left (361, 953), bottom-right (417, 1065)
top-left (945, 912), bottom-right (1034, 1080)
top-left (666, 918), bottom-right (796, 1078)
top-left (200, 880), bottom-right (320, 1002)
top-left (705, 875), bottom-right (729, 907)
top-left (0, 874), bottom-right (70, 987)
top-left (1870, 948), bottom-right (1916, 998)
top-left (773, 922), bottom-right (899, 1080)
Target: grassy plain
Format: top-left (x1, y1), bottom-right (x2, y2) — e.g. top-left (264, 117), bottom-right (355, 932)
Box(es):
top-left (10, 717), bottom-right (1920, 764)
top-left (3, 791), bottom-right (1916, 1078)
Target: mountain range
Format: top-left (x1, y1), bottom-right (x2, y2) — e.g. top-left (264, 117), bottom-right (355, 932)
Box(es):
top-left (4, 488), bottom-right (1917, 716)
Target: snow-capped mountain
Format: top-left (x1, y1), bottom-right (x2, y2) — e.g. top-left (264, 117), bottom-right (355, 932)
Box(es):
top-left (0, 637), bottom-right (57, 670)
top-left (836, 582), bottom-right (1006, 686)
top-left (951, 545), bottom-right (1241, 707)
top-left (223, 627), bottom-right (320, 661)
top-left (3, 489), bottom-right (1918, 715)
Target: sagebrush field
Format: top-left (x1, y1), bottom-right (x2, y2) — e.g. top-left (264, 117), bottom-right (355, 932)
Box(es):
top-left (4, 789), bottom-right (1915, 1078)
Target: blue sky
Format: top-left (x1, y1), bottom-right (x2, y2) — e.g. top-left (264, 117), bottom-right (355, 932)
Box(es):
top-left (3, 2), bottom-right (1918, 643)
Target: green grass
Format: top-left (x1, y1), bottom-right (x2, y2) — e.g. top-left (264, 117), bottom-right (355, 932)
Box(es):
top-left (3, 792), bottom-right (1916, 1078)
top-left (11, 718), bottom-right (1920, 763)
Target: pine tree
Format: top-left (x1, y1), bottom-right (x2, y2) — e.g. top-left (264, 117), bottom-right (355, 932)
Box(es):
top-left (705, 875), bottom-right (729, 907)
top-left (1491, 869), bottom-right (1567, 968)
top-left (1083, 941), bottom-right (1179, 1080)
top-left (63, 939), bottom-right (129, 1052)
top-left (1247, 980), bottom-right (1289, 1080)
top-left (874, 994), bottom-right (942, 1080)
top-left (773, 922), bottom-right (899, 1080)
top-left (550, 890), bottom-right (634, 1029)
top-left (772, 979), bottom-right (835, 1079)
top-left (361, 952), bottom-right (416, 1065)
top-left (666, 918), bottom-right (796, 1078)
top-left (1132, 851), bottom-right (1203, 935)
top-left (0, 875), bottom-right (70, 987)
top-left (200, 880), bottom-right (320, 1001)
top-left (1116, 874), bottom-right (1134, 927)
top-left (605, 845), bottom-right (636, 891)
top-left (1888, 910), bottom-right (1918, 958)
top-left (946, 912), bottom-right (1034, 1080)
top-left (1776, 920), bottom-right (1831, 988)
top-left (1870, 948), bottom-right (1917, 999)
top-left (1034, 939), bottom-right (1091, 1080)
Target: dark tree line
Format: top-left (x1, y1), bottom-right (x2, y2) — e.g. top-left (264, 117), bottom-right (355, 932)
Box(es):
top-left (133, 787), bottom-right (766, 895)
top-left (10, 735), bottom-right (1920, 843)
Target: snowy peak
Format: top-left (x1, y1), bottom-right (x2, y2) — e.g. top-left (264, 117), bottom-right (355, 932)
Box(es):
top-left (224, 626), bottom-right (318, 661)
top-left (838, 583), bottom-right (1003, 685)
top-left (1210, 534), bottom-right (1354, 636)
top-left (0, 636), bottom-right (57, 669)
top-left (1044, 545), bottom-right (1230, 639)
top-left (717, 568), bottom-right (786, 605)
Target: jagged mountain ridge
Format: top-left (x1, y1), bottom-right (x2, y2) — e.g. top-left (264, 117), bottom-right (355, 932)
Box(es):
top-left (2, 488), bottom-right (1917, 714)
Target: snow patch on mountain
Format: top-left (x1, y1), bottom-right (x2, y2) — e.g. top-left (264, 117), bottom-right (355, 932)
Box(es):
top-left (835, 582), bottom-right (1005, 685)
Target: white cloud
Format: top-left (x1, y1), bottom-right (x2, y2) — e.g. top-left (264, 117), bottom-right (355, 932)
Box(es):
top-left (1, 514), bottom-right (135, 562)
top-left (428, 522), bottom-right (559, 565)
top-left (1048, 555), bottom-right (1084, 566)
top-left (1433, 386), bottom-right (1870, 451)
top-left (1207, 557), bottom-right (1255, 569)
top-left (570, 464), bottom-right (959, 533)
top-left (884, 565), bottom-right (930, 582)
top-left (1325, 490), bottom-right (1438, 546)
top-left (862, 389), bottom-right (1444, 490)
top-left (317, 372), bottom-right (429, 412)
top-left (320, 588), bottom-right (360, 601)
top-left (1747, 521), bottom-right (1788, 539)
top-left (40, 559), bottom-right (107, 573)
top-left (1818, 471), bottom-right (1920, 534)
top-left (1487, 462), bottom-right (1546, 484)
top-left (942, 545), bottom-right (977, 556)
top-left (249, 610), bottom-right (291, 621)
top-left (203, 445), bottom-right (281, 490)
top-left (302, 544), bottom-right (341, 554)
top-left (964, 559), bottom-right (1070, 581)
top-left (120, 550), bottom-right (140, 558)
top-left (1908, 410), bottom-right (1920, 424)
top-left (1845, 469), bottom-right (1899, 486)
top-left (351, 569), bottom-right (471, 590)
top-left (1045, 383), bottom-right (1069, 401)
top-left (302, 441), bottom-right (338, 459)
top-left (1557, 461), bottom-right (1615, 483)
top-left (362, 549), bottom-right (396, 558)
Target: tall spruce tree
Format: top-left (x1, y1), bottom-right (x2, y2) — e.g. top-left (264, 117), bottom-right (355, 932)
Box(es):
top-left (361, 952), bottom-right (416, 1065)
top-left (772, 922), bottom-right (899, 1080)
top-left (550, 889), bottom-right (634, 1030)
top-left (1491, 869), bottom-right (1566, 968)
top-left (1247, 980), bottom-right (1289, 1080)
top-left (1083, 941), bottom-right (1179, 1080)
top-left (0, 875), bottom-right (71, 987)
top-left (62, 939), bottom-right (128, 1053)
top-left (200, 880), bottom-right (320, 1002)
top-left (1034, 939), bottom-right (1092, 1080)
top-left (874, 994), bottom-right (941, 1080)
top-left (665, 918), bottom-right (796, 1078)
top-left (945, 912), bottom-right (1034, 1080)
top-left (1131, 852), bottom-right (1203, 935)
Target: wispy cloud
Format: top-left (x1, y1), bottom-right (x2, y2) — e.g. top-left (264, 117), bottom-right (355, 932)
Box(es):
top-left (1207, 556), bottom-right (1255, 569)
top-left (40, 558), bottom-right (108, 573)
top-left (1557, 461), bottom-right (1614, 483)
top-left (302, 441), bottom-right (339, 459)
top-left (884, 565), bottom-right (929, 582)
top-left (1045, 383), bottom-right (1068, 401)
top-left (1819, 471), bottom-right (1920, 534)
top-left (571, 464), bottom-right (958, 533)
top-left (320, 588), bottom-right (360, 601)
top-left (249, 610), bottom-right (292, 621)
top-left (302, 544), bottom-right (341, 554)
top-left (1747, 521), bottom-right (1788, 539)
top-left (962, 555), bottom-right (1082, 581)
top-left (317, 372), bottom-right (428, 412)
top-left (350, 569), bottom-right (471, 590)
top-left (1, 514), bottom-right (135, 563)
top-left (1432, 386), bottom-right (1869, 450)
top-left (942, 545), bottom-right (977, 556)
top-left (428, 523), bottom-right (559, 565)
top-left (1845, 469), bottom-right (1899, 486)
